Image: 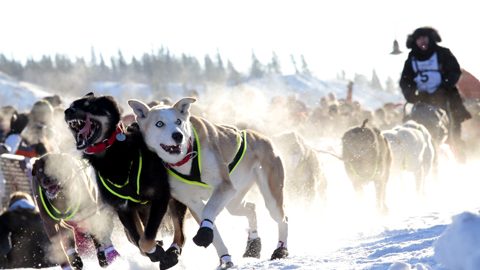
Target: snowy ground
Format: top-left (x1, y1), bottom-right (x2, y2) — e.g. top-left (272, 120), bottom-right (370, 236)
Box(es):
top-left (3, 74), bottom-right (479, 270)
top-left (12, 138), bottom-right (480, 270)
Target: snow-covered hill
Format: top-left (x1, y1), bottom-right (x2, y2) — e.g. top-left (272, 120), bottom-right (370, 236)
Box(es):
top-left (0, 72), bottom-right (51, 112)
top-left (245, 74), bottom-right (404, 109)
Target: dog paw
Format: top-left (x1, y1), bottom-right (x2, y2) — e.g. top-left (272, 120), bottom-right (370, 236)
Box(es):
top-left (67, 251), bottom-right (83, 270)
top-left (139, 237), bottom-right (156, 253)
top-left (97, 245), bottom-right (120, 267)
top-left (193, 226), bottom-right (214, 247)
top-left (145, 241), bottom-right (166, 262)
top-left (218, 261), bottom-right (234, 270)
top-left (159, 246), bottom-right (181, 270)
top-left (218, 254), bottom-right (234, 270)
top-left (270, 246), bottom-right (288, 260)
top-left (243, 237), bottom-right (261, 258)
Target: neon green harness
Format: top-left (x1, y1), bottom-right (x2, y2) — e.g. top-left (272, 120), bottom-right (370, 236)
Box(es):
top-left (166, 127), bottom-right (248, 188)
top-left (38, 185), bottom-right (80, 222)
top-left (98, 151), bottom-right (149, 204)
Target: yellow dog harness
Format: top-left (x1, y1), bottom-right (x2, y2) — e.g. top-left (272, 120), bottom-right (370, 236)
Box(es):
top-left (98, 150), bottom-right (149, 204)
top-left (38, 185), bottom-right (80, 222)
top-left (166, 127), bottom-right (248, 188)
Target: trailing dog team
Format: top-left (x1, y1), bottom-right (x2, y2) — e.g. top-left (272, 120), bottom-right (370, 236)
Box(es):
top-left (14, 91), bottom-right (436, 268)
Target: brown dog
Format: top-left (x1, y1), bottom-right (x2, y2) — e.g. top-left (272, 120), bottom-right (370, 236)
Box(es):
top-left (341, 119), bottom-right (392, 213)
top-left (32, 153), bottom-right (120, 269)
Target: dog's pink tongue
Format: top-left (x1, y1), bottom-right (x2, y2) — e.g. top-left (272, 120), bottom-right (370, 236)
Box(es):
top-left (78, 115), bottom-right (92, 138)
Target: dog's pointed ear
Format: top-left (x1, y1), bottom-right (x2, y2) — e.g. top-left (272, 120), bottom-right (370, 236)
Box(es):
top-left (128, 99), bottom-right (150, 119)
top-left (31, 158), bottom-right (41, 176)
top-left (85, 92), bottom-right (94, 97)
top-left (173, 97), bottom-right (196, 116)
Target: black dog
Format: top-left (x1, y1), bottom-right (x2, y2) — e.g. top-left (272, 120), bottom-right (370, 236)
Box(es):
top-left (405, 102), bottom-right (449, 146)
top-left (404, 102), bottom-right (449, 177)
top-left (342, 119), bottom-right (392, 214)
top-left (64, 93), bottom-right (187, 270)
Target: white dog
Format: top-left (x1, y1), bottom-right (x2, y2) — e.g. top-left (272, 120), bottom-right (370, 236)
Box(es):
top-left (128, 97), bottom-right (289, 269)
top-left (382, 120), bottom-right (434, 194)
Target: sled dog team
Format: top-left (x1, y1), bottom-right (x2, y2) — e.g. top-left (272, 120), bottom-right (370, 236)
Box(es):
top-left (32, 92), bottom-right (436, 270)
top-left (47, 92), bottom-right (288, 270)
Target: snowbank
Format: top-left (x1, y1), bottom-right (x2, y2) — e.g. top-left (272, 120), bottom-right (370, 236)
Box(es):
top-left (434, 211), bottom-right (480, 270)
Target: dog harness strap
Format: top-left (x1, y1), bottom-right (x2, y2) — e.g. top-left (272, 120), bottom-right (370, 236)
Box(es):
top-left (228, 130), bottom-right (247, 173)
top-left (166, 170), bottom-right (210, 188)
top-left (166, 129), bottom-right (248, 188)
top-left (38, 186), bottom-right (80, 221)
top-left (166, 125), bottom-right (209, 187)
top-left (193, 126), bottom-right (202, 173)
top-left (98, 151), bottom-right (149, 204)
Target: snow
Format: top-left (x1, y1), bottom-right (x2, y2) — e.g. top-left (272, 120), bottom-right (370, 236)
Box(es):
top-left (434, 211), bottom-right (480, 270)
top-left (0, 71), bottom-right (51, 112)
top-left (1, 74), bottom-right (479, 270)
top-left (244, 74), bottom-right (404, 109)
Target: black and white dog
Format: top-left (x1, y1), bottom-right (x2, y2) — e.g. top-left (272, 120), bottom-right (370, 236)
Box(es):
top-left (64, 93), bottom-right (187, 270)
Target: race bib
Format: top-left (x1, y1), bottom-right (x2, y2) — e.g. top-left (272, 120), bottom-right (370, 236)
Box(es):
top-left (412, 53), bottom-right (442, 94)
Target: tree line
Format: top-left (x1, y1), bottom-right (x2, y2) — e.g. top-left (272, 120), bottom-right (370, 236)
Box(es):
top-left (0, 48), bottom-right (313, 96)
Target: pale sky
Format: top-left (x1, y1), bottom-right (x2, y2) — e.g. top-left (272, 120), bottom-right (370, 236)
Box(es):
top-left (1, 0), bottom-right (479, 83)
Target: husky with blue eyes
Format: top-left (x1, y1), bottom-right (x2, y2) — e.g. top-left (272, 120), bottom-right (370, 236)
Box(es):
top-left (129, 97), bottom-right (289, 269)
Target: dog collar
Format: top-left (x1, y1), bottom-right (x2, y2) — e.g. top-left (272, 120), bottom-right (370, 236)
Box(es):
top-left (165, 139), bottom-right (194, 168)
top-left (84, 124), bottom-right (125, 155)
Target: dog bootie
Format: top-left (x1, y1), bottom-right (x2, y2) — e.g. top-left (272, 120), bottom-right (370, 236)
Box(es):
top-left (159, 245), bottom-right (181, 270)
top-left (145, 241), bottom-right (166, 262)
top-left (270, 246), bottom-right (288, 260)
top-left (217, 254), bottom-right (234, 270)
top-left (193, 219), bottom-right (214, 247)
top-left (243, 237), bottom-right (261, 258)
top-left (97, 245), bottom-right (120, 267)
top-left (65, 250), bottom-right (83, 270)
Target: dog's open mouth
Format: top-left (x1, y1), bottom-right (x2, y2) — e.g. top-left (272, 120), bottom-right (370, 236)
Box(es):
top-left (67, 115), bottom-right (101, 149)
top-left (43, 184), bottom-right (61, 199)
top-left (160, 144), bottom-right (181, 154)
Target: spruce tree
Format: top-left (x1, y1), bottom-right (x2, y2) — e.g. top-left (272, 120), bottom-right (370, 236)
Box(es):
top-left (267, 51), bottom-right (281, 75)
top-left (300, 55), bottom-right (311, 77)
top-left (249, 51), bottom-right (265, 79)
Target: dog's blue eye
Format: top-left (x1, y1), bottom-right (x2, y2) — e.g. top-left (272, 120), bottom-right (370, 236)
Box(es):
top-left (155, 121), bottom-right (164, 128)
top-left (175, 119), bottom-right (181, 125)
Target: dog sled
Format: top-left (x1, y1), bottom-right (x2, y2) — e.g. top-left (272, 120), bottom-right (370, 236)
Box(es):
top-left (0, 153), bottom-right (32, 209)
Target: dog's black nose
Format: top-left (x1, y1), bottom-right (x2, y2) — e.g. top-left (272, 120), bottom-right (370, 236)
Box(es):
top-left (172, 132), bottom-right (183, 144)
top-left (42, 176), bottom-right (53, 186)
